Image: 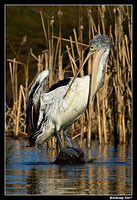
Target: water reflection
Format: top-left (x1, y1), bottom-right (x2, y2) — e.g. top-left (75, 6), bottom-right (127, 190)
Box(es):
top-left (6, 139), bottom-right (132, 195)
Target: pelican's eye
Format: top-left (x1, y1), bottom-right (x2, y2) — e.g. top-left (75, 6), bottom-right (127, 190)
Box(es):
top-left (90, 45), bottom-right (95, 51)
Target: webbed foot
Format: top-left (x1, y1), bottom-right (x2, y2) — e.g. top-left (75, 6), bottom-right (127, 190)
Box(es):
top-left (61, 147), bottom-right (78, 157)
top-left (71, 147), bottom-right (85, 155)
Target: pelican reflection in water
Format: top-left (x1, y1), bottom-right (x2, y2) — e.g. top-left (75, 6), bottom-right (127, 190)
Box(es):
top-left (26, 35), bottom-right (112, 156)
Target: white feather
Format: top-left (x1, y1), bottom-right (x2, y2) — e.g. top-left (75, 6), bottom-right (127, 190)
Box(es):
top-left (35, 75), bottom-right (90, 145)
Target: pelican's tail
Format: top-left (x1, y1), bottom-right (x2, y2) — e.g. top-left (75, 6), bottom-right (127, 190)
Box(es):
top-left (29, 130), bottom-right (43, 147)
top-left (29, 119), bottom-right (55, 147)
top-left (29, 129), bottom-right (55, 147)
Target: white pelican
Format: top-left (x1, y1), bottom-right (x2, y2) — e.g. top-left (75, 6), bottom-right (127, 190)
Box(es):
top-left (26, 35), bottom-right (112, 156)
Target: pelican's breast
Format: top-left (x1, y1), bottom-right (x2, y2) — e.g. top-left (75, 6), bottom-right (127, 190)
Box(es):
top-left (58, 75), bottom-right (90, 129)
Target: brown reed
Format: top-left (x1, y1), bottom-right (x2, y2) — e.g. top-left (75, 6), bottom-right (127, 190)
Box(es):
top-left (6, 5), bottom-right (132, 148)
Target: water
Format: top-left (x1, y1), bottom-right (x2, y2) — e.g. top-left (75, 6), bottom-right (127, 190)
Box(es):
top-left (5, 139), bottom-right (132, 195)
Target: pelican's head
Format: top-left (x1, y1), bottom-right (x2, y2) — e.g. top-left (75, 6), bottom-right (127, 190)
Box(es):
top-left (89, 34), bottom-right (112, 53)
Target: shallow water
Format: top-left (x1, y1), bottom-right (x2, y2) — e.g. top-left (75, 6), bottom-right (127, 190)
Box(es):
top-left (5, 139), bottom-right (132, 195)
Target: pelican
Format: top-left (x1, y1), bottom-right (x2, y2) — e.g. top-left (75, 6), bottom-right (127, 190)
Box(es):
top-left (26, 35), bottom-right (112, 156)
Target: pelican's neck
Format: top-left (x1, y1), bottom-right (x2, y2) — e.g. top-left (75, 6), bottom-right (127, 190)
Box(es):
top-left (96, 48), bottom-right (110, 83)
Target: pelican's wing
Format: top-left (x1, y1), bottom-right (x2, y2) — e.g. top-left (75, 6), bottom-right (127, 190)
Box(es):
top-left (42, 80), bottom-right (78, 111)
top-left (37, 80), bottom-right (78, 129)
top-left (26, 70), bottom-right (49, 134)
top-left (26, 70), bottom-right (49, 108)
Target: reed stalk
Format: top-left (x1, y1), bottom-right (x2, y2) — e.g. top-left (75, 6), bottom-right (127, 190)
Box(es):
top-left (97, 92), bottom-right (102, 144)
top-left (6, 6), bottom-right (132, 147)
top-left (102, 85), bottom-right (107, 144)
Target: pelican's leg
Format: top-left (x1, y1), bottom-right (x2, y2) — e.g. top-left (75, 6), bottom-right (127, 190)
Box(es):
top-left (55, 130), bottom-right (77, 156)
top-left (63, 129), bottom-right (85, 155)
top-left (63, 129), bottom-right (72, 147)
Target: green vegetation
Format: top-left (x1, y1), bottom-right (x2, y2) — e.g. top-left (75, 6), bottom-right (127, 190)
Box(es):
top-left (6, 143), bottom-right (14, 164)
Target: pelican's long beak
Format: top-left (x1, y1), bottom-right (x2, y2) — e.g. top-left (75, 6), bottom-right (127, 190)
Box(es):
top-left (90, 48), bottom-right (106, 100)
top-left (63, 48), bottom-right (105, 100)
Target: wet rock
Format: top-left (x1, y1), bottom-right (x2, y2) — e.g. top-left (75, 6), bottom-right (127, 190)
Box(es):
top-left (54, 149), bottom-right (85, 164)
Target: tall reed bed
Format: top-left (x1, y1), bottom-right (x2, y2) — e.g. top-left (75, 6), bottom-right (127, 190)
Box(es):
top-left (6, 5), bottom-right (132, 148)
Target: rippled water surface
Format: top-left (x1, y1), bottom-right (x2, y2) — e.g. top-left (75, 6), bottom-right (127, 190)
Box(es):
top-left (5, 139), bottom-right (132, 195)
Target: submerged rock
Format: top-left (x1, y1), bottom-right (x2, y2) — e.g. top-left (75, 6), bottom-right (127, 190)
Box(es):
top-left (54, 149), bottom-right (86, 164)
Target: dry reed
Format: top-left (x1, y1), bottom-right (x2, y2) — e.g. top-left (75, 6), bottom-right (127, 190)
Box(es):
top-left (6, 5), bottom-right (132, 148)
